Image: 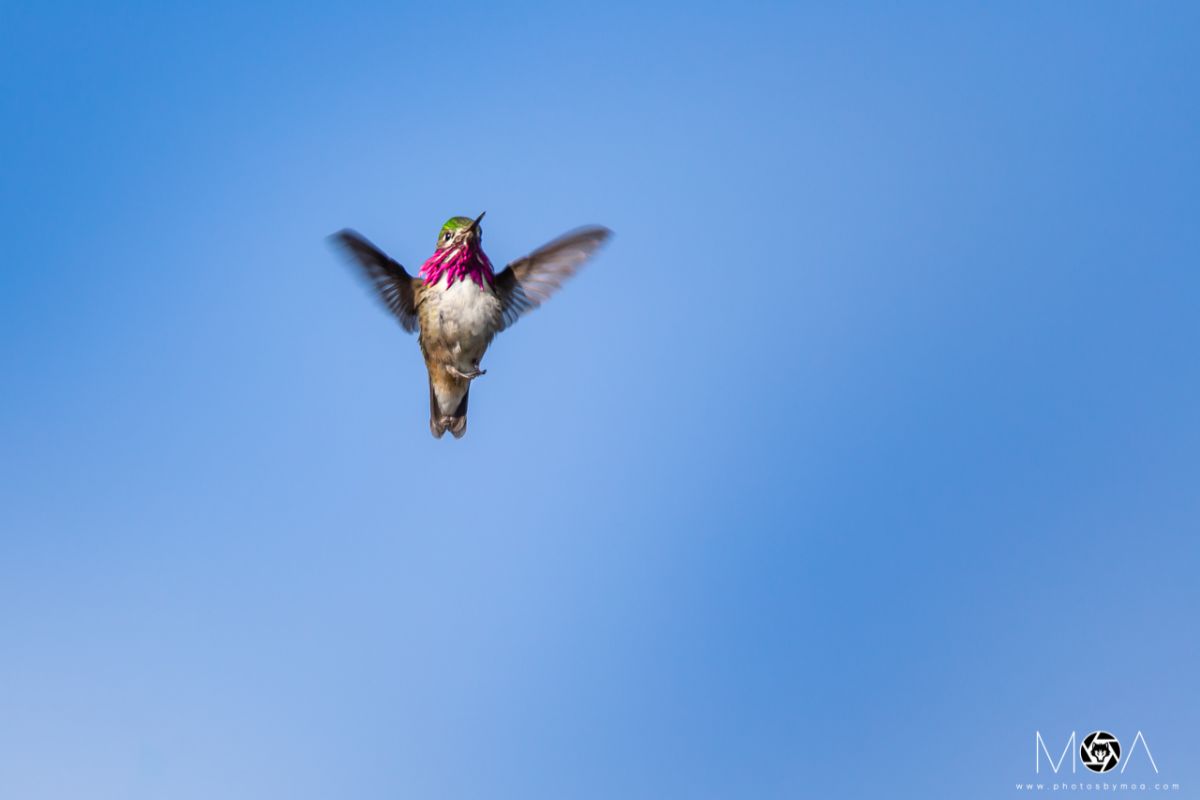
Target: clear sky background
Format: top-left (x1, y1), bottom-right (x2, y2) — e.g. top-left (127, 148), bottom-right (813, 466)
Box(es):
top-left (1, 3), bottom-right (1197, 798)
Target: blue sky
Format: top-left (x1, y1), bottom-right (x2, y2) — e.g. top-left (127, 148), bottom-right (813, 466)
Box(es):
top-left (1, 2), bottom-right (1197, 797)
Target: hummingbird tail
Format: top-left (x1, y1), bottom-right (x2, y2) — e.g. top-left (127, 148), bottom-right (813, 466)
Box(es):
top-left (428, 380), bottom-right (469, 439)
top-left (447, 408), bottom-right (468, 439)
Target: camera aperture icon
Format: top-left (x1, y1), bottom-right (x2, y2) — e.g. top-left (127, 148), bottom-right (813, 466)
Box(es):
top-left (1080, 731), bottom-right (1121, 773)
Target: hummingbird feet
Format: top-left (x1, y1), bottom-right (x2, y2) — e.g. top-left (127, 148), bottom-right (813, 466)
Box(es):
top-left (446, 365), bottom-right (487, 381)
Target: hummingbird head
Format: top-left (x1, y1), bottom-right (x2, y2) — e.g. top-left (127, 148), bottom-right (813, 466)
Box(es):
top-left (419, 211), bottom-right (495, 288)
top-left (436, 211), bottom-right (486, 251)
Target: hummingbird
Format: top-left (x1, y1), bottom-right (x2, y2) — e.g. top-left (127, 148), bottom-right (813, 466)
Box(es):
top-left (331, 213), bottom-right (611, 439)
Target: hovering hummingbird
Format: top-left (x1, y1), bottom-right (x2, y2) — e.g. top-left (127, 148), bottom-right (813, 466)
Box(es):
top-left (331, 213), bottom-right (611, 439)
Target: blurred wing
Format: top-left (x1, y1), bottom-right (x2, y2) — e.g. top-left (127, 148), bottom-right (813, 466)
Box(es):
top-left (494, 226), bottom-right (612, 331)
top-left (331, 229), bottom-right (420, 333)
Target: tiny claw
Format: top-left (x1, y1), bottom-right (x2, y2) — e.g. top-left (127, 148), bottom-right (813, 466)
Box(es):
top-left (445, 365), bottom-right (487, 380)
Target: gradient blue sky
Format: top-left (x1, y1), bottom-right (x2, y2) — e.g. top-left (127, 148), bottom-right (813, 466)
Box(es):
top-left (2, 3), bottom-right (1198, 798)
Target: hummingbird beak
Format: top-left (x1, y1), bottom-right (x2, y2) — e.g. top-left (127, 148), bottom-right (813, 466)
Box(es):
top-left (465, 211), bottom-right (486, 237)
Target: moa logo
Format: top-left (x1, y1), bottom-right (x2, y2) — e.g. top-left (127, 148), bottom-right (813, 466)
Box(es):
top-left (1036, 731), bottom-right (1159, 775)
top-left (1079, 731), bottom-right (1120, 773)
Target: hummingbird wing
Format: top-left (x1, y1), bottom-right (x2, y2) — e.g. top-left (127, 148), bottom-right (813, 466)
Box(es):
top-left (330, 229), bottom-right (421, 333)
top-left (493, 226), bottom-right (612, 331)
